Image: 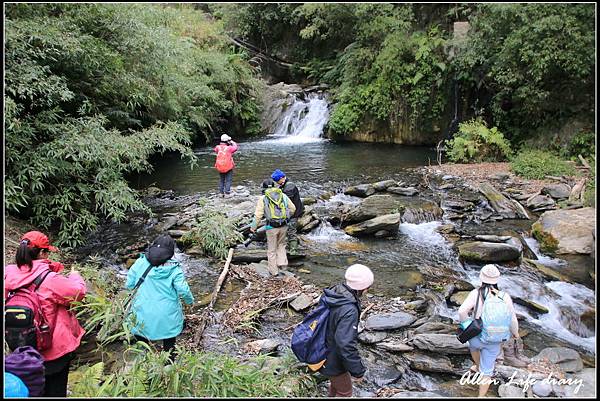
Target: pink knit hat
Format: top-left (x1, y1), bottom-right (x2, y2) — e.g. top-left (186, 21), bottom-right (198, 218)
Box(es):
top-left (480, 264), bottom-right (500, 285)
top-left (345, 264), bottom-right (374, 290)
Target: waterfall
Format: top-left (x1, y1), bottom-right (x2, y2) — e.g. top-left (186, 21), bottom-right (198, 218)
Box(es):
top-left (272, 92), bottom-right (330, 142)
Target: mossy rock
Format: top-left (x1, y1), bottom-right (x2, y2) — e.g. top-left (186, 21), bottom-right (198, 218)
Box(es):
top-left (531, 221), bottom-right (559, 255)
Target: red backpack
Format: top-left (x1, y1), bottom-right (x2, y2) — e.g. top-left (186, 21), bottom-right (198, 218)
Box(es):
top-left (215, 145), bottom-right (234, 173)
top-left (5, 270), bottom-right (53, 352)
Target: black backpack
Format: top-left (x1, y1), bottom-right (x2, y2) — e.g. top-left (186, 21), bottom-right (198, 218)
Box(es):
top-left (5, 271), bottom-right (52, 351)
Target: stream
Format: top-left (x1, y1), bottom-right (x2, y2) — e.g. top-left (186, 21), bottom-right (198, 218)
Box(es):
top-left (79, 91), bottom-right (595, 397)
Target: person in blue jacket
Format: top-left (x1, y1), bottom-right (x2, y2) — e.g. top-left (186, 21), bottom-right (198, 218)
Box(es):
top-left (126, 234), bottom-right (194, 361)
top-left (5, 372), bottom-right (29, 398)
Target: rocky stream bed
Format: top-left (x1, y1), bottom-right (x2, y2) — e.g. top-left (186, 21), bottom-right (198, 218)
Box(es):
top-left (70, 164), bottom-right (596, 398)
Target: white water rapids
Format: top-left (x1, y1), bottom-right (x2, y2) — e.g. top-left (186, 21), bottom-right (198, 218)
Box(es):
top-left (385, 220), bottom-right (595, 354)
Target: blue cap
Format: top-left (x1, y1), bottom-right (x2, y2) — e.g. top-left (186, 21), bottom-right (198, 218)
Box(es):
top-left (5, 372), bottom-right (29, 398)
top-left (271, 169), bottom-right (286, 182)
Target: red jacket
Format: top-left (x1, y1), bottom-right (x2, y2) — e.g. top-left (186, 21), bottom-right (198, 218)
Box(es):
top-left (4, 259), bottom-right (87, 361)
top-left (213, 141), bottom-right (239, 170)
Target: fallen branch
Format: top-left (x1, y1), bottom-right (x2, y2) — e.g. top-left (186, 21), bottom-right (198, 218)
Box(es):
top-left (360, 303), bottom-right (375, 321)
top-left (193, 248), bottom-right (235, 346)
top-left (569, 178), bottom-right (587, 203)
top-left (578, 154), bottom-right (591, 169)
top-left (207, 248), bottom-right (235, 310)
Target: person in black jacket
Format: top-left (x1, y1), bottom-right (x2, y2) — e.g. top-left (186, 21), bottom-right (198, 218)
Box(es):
top-left (319, 264), bottom-right (374, 397)
top-left (271, 169), bottom-right (304, 252)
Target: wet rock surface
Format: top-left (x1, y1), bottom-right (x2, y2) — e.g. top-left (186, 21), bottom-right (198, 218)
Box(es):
top-left (365, 311), bottom-right (417, 331)
top-left (533, 208), bottom-right (596, 255)
top-left (458, 241), bottom-right (522, 262)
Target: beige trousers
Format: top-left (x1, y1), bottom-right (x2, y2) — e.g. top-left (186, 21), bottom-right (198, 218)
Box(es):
top-left (266, 226), bottom-right (288, 275)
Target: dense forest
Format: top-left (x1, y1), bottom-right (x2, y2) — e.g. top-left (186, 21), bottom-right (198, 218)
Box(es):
top-left (4, 3), bottom-right (596, 246)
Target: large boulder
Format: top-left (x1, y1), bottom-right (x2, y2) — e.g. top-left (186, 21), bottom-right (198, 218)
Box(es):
top-left (358, 331), bottom-right (389, 344)
top-left (342, 195), bottom-right (407, 225)
top-left (526, 194), bottom-right (556, 212)
top-left (403, 352), bottom-right (455, 374)
top-left (344, 184), bottom-right (376, 198)
top-left (364, 311), bottom-right (417, 331)
top-left (458, 241), bottom-right (522, 263)
top-left (387, 186), bottom-right (419, 196)
top-left (344, 213), bottom-right (401, 237)
top-left (296, 213), bottom-right (321, 233)
top-left (532, 208), bottom-right (596, 255)
top-left (498, 383), bottom-right (527, 398)
top-left (372, 179), bottom-right (398, 191)
top-left (541, 183), bottom-right (572, 200)
top-left (478, 182), bottom-right (529, 219)
top-left (410, 333), bottom-right (470, 354)
top-left (552, 368), bottom-right (596, 397)
top-left (401, 203), bottom-right (444, 224)
top-left (449, 291), bottom-right (471, 306)
top-left (534, 347), bottom-right (584, 373)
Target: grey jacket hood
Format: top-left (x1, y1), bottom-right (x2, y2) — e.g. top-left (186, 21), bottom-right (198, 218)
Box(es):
top-left (322, 283), bottom-right (360, 309)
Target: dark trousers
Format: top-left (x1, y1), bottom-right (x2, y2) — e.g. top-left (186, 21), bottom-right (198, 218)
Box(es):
top-left (43, 353), bottom-right (73, 397)
top-left (219, 170), bottom-right (233, 194)
top-left (134, 335), bottom-right (177, 361)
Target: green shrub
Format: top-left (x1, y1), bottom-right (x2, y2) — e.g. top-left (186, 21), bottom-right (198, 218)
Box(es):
top-left (510, 150), bottom-right (577, 179)
top-left (71, 260), bottom-right (133, 346)
top-left (69, 347), bottom-right (319, 397)
top-left (562, 130), bottom-right (595, 160)
top-left (180, 204), bottom-right (244, 259)
top-left (445, 119), bottom-right (512, 163)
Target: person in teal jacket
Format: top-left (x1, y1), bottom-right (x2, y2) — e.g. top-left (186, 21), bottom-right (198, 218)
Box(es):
top-left (126, 235), bottom-right (194, 361)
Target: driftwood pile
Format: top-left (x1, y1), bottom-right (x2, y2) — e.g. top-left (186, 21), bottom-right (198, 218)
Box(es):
top-left (223, 265), bottom-right (305, 333)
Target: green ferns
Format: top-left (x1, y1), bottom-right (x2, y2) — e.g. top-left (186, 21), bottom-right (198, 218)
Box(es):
top-left (445, 119), bottom-right (512, 163)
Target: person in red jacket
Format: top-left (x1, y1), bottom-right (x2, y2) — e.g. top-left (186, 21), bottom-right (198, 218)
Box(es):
top-left (4, 231), bottom-right (87, 397)
top-left (213, 134), bottom-right (239, 197)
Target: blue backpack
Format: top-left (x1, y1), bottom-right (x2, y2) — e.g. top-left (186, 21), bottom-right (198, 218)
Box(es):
top-left (291, 300), bottom-right (330, 371)
top-left (481, 290), bottom-right (512, 343)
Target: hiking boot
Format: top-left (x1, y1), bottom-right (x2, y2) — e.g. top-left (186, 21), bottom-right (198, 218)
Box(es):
top-left (502, 338), bottom-right (528, 368)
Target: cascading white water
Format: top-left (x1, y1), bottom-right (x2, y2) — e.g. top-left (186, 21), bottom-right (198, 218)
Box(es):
top-left (305, 221), bottom-right (356, 242)
top-left (524, 236), bottom-right (568, 268)
top-left (272, 93), bottom-right (330, 143)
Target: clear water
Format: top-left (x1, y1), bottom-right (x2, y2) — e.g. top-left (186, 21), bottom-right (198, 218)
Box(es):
top-left (132, 139), bottom-right (437, 195)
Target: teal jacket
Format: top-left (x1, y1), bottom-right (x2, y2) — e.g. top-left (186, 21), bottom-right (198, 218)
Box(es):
top-left (126, 254), bottom-right (194, 340)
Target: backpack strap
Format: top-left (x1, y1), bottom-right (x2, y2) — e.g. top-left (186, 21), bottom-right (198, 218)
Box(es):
top-left (132, 265), bottom-right (154, 292)
top-left (124, 264), bottom-right (154, 314)
top-left (7, 270), bottom-right (52, 298)
top-left (473, 287), bottom-right (482, 319)
top-left (32, 270), bottom-right (52, 291)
